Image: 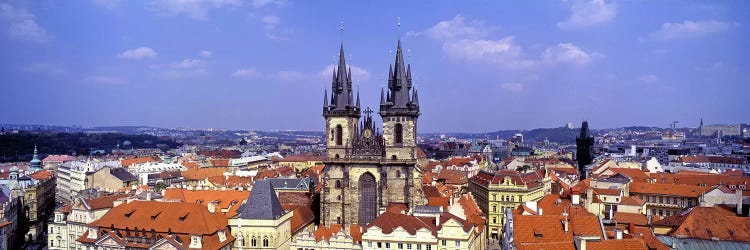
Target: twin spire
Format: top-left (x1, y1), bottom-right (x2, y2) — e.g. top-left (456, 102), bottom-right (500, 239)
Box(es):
top-left (324, 22), bottom-right (420, 118)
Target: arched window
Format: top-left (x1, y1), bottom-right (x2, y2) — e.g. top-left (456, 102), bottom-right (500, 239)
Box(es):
top-left (237, 234), bottom-right (244, 246)
top-left (335, 125), bottom-right (343, 145)
top-left (396, 170), bottom-right (401, 178)
top-left (263, 236), bottom-right (269, 247)
top-left (335, 180), bottom-right (341, 188)
top-left (337, 195), bottom-right (342, 201)
top-left (251, 236), bottom-right (257, 247)
top-left (391, 155), bottom-right (397, 160)
top-left (394, 123), bottom-right (403, 144)
top-left (330, 129), bottom-right (334, 142)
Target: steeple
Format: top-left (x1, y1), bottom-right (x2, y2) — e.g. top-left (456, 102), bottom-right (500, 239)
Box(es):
top-left (381, 37), bottom-right (419, 116)
top-left (580, 121), bottom-right (590, 138)
top-left (30, 144), bottom-right (41, 171)
top-left (324, 39), bottom-right (359, 117)
top-left (380, 88), bottom-right (385, 105)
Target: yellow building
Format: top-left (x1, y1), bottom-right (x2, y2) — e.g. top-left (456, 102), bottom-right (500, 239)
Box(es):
top-left (468, 169), bottom-right (551, 239)
top-left (275, 155), bottom-right (325, 172)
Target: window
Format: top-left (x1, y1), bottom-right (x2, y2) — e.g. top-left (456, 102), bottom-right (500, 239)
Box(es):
top-left (398, 243), bottom-right (404, 249)
top-left (368, 242), bottom-right (372, 247)
top-left (396, 170), bottom-right (401, 178)
top-left (263, 237), bottom-right (269, 247)
top-left (335, 180), bottom-right (341, 188)
top-left (442, 240), bottom-right (447, 246)
top-left (493, 194), bottom-right (496, 201)
top-left (673, 198), bottom-right (678, 204)
top-left (455, 240), bottom-right (460, 247)
top-left (492, 205), bottom-right (497, 213)
top-left (251, 236), bottom-right (257, 247)
top-left (493, 217), bottom-right (497, 224)
top-left (337, 216), bottom-right (341, 224)
top-left (658, 210), bottom-right (663, 216)
top-left (417, 244), bottom-right (422, 250)
top-left (50, 227), bottom-right (54, 234)
top-left (386, 243), bottom-right (391, 248)
top-left (426, 245), bottom-right (432, 250)
top-left (394, 123), bottom-right (403, 144)
top-left (50, 240), bottom-right (54, 247)
top-left (335, 125), bottom-right (343, 145)
top-left (377, 242), bottom-right (382, 248)
top-left (659, 196), bottom-right (663, 203)
top-left (407, 244), bottom-right (413, 249)
top-left (337, 195), bottom-right (342, 201)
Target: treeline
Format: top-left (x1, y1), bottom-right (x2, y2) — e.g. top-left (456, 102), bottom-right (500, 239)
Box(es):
top-left (0, 131), bottom-right (181, 162)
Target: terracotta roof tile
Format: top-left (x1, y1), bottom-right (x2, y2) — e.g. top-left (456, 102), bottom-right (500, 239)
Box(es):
top-left (29, 170), bottom-right (53, 180)
top-left (120, 156), bottom-right (159, 167)
top-left (289, 206), bottom-right (315, 234)
top-left (278, 155), bottom-right (325, 162)
top-left (181, 167), bottom-right (227, 181)
top-left (587, 238), bottom-right (648, 250)
top-left (653, 206), bottom-right (750, 242)
top-left (162, 188), bottom-right (249, 218)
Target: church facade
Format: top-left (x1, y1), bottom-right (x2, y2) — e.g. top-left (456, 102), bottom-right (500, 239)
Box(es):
top-left (320, 39), bottom-right (426, 226)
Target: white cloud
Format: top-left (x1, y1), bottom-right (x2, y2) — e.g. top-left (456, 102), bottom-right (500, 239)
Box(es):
top-left (151, 58), bottom-right (209, 78)
top-left (316, 64), bottom-right (371, 80)
top-left (0, 3), bottom-right (53, 43)
top-left (644, 20), bottom-right (737, 41)
top-left (118, 47), bottom-right (158, 60)
top-left (422, 14), bottom-right (494, 41)
top-left (92, 0), bottom-right (123, 9)
top-left (637, 74), bottom-right (660, 83)
top-left (232, 68), bottom-right (261, 78)
top-left (443, 37), bottom-right (536, 69)
top-left (23, 63), bottom-right (65, 75)
top-left (262, 15), bottom-right (280, 30)
top-left (250, 0), bottom-right (287, 8)
top-left (82, 75), bottom-right (126, 85)
top-left (148, 0), bottom-right (243, 19)
top-left (541, 43), bottom-right (600, 65)
top-left (500, 82), bottom-right (523, 92)
top-left (272, 70), bottom-right (307, 81)
top-left (557, 0), bottom-right (617, 30)
top-left (199, 50), bottom-right (212, 57)
top-left (169, 58), bottom-right (208, 69)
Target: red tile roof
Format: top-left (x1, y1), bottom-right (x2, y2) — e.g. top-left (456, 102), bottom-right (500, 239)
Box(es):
top-left (653, 206), bottom-right (750, 242)
top-left (42, 155), bottom-right (76, 162)
top-left (181, 167), bottom-right (227, 181)
top-left (366, 210), bottom-right (437, 235)
top-left (587, 239), bottom-right (648, 250)
top-left (290, 206), bottom-right (315, 234)
top-left (278, 155), bottom-right (325, 162)
top-left (120, 156), bottom-right (159, 167)
top-left (162, 188), bottom-right (249, 218)
top-left (29, 170), bottom-right (54, 180)
top-left (629, 182), bottom-right (711, 198)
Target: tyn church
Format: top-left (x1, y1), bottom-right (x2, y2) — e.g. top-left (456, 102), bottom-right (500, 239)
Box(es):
top-left (321, 37), bottom-right (426, 226)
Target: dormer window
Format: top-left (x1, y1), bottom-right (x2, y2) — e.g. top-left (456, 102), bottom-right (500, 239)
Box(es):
top-left (218, 230), bottom-right (227, 242)
top-left (189, 235), bottom-right (202, 248)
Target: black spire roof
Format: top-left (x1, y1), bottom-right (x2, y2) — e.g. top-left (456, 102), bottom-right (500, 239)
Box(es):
top-left (324, 43), bottom-right (360, 117)
top-left (237, 179), bottom-right (286, 220)
top-left (380, 39), bottom-right (419, 116)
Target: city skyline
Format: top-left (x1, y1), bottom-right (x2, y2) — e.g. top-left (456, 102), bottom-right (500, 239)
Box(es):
top-left (2, 1), bottom-right (749, 133)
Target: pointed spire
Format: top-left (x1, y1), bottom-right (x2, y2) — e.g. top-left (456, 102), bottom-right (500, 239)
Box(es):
top-left (412, 88), bottom-right (419, 106)
top-left (356, 87), bottom-right (360, 108)
top-left (323, 89), bottom-right (328, 108)
top-left (380, 88), bottom-right (385, 105)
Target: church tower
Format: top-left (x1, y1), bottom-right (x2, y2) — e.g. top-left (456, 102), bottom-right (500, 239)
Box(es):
top-left (320, 32), bottom-right (425, 227)
top-left (380, 39), bottom-right (420, 161)
top-left (323, 43), bottom-right (360, 160)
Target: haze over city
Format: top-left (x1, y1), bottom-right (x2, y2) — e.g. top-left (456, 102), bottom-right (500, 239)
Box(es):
top-left (1, 0), bottom-right (748, 132)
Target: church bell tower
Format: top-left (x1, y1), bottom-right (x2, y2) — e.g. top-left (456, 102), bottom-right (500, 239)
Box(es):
top-left (323, 43), bottom-right (361, 160)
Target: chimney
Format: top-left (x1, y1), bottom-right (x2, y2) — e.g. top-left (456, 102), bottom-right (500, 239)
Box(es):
top-left (207, 202), bottom-right (216, 213)
top-left (436, 213), bottom-right (441, 227)
top-left (737, 189), bottom-right (743, 215)
top-left (575, 236), bottom-right (586, 250)
top-left (537, 208), bottom-right (543, 215)
top-left (146, 192), bottom-right (152, 201)
top-left (572, 188), bottom-right (580, 205)
top-left (562, 219), bottom-right (569, 233)
top-left (628, 222), bottom-right (635, 234)
top-left (615, 229), bottom-right (623, 240)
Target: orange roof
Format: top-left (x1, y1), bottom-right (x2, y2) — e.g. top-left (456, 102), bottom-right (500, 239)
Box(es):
top-left (209, 158), bottom-right (230, 167)
top-left (181, 167), bottom-right (227, 181)
top-left (88, 200), bottom-right (233, 249)
top-left (162, 188), bottom-right (249, 218)
top-left (289, 206), bottom-right (315, 234)
top-left (82, 194), bottom-right (129, 210)
top-left (587, 239), bottom-right (648, 250)
top-left (366, 211), bottom-right (437, 235)
top-left (593, 188), bottom-right (621, 196)
top-left (90, 200), bottom-right (229, 235)
top-left (349, 224), bottom-right (363, 243)
top-left (278, 155), bottom-right (325, 162)
top-left (629, 225), bottom-right (670, 250)
top-left (619, 196), bottom-right (645, 206)
top-left (29, 170), bottom-right (53, 180)
top-left (427, 196), bottom-right (451, 210)
top-left (613, 212), bottom-right (649, 226)
top-left (533, 194), bottom-right (591, 218)
top-left (629, 182), bottom-right (711, 198)
top-left (206, 175), bottom-right (253, 188)
top-left (313, 224), bottom-right (343, 242)
top-left (180, 161), bottom-right (200, 170)
top-left (608, 168), bottom-right (651, 182)
top-left (653, 206), bottom-right (750, 242)
top-left (120, 156), bottom-right (159, 167)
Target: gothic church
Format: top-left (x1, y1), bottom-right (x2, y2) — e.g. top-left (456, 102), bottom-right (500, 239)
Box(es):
top-left (321, 37), bottom-right (426, 226)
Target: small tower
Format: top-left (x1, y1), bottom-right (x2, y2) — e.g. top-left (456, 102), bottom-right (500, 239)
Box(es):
top-left (29, 144), bottom-right (41, 172)
top-left (380, 38), bottom-right (420, 161)
top-left (576, 121), bottom-right (594, 180)
top-left (323, 37), bottom-right (361, 159)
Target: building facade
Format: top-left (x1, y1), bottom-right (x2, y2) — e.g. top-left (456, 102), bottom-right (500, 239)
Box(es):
top-left (321, 39), bottom-right (425, 226)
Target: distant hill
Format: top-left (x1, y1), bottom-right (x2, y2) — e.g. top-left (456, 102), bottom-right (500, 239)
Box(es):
top-left (486, 127), bottom-right (582, 144)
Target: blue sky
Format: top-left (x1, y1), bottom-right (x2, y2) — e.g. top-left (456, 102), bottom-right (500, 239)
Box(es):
top-left (1, 0), bottom-right (748, 132)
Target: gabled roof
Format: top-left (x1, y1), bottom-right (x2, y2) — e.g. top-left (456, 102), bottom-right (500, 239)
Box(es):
top-left (237, 179), bottom-right (285, 220)
top-left (365, 210), bottom-right (437, 235)
top-left (29, 170), bottom-right (53, 180)
top-left (653, 206), bottom-right (750, 242)
top-left (162, 188), bottom-right (249, 218)
top-left (80, 194), bottom-right (129, 210)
